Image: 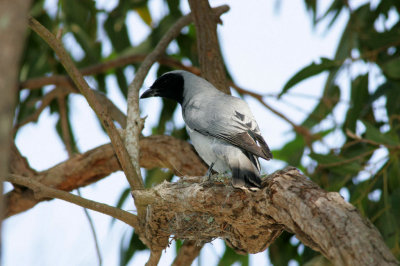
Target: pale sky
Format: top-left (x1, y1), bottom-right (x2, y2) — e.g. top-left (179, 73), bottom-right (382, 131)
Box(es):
top-left (3, 0), bottom-right (353, 265)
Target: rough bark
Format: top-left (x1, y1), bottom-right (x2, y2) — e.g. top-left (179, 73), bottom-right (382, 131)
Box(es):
top-left (188, 0), bottom-right (230, 94)
top-left (132, 167), bottom-right (398, 265)
top-left (5, 135), bottom-right (207, 218)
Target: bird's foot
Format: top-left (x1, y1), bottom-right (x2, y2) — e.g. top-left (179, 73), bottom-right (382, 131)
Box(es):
top-left (206, 162), bottom-right (215, 180)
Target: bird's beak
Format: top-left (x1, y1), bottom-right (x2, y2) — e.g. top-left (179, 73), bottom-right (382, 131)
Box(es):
top-left (140, 87), bottom-right (158, 99)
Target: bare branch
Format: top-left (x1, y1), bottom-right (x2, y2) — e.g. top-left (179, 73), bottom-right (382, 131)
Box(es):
top-left (27, 16), bottom-right (143, 190)
top-left (13, 87), bottom-right (69, 133)
top-left (6, 174), bottom-right (139, 228)
top-left (132, 167), bottom-right (398, 265)
top-left (5, 135), bottom-right (207, 218)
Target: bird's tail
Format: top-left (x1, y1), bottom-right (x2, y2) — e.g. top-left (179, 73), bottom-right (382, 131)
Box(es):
top-left (231, 158), bottom-right (262, 190)
top-left (231, 167), bottom-right (261, 189)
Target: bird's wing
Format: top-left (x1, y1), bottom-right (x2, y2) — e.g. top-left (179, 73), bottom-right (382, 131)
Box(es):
top-left (184, 97), bottom-right (273, 161)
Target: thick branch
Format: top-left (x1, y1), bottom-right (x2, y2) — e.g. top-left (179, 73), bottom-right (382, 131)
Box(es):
top-left (5, 135), bottom-right (207, 218)
top-left (188, 0), bottom-right (229, 93)
top-left (6, 174), bottom-right (139, 228)
top-left (132, 167), bottom-right (398, 265)
top-left (27, 16), bottom-right (143, 190)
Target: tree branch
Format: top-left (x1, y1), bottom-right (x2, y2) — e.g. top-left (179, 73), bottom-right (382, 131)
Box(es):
top-left (27, 16), bottom-right (143, 190)
top-left (172, 240), bottom-right (202, 266)
top-left (20, 55), bottom-right (198, 90)
top-left (145, 250), bottom-right (162, 266)
top-left (5, 174), bottom-right (139, 228)
top-left (132, 167), bottom-right (398, 265)
top-left (0, 0), bottom-right (33, 235)
top-left (188, 0), bottom-right (229, 93)
top-left (5, 135), bottom-right (207, 218)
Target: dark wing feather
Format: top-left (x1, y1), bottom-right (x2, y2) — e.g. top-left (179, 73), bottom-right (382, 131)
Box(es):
top-left (195, 128), bottom-right (273, 161)
top-left (184, 96), bottom-right (272, 160)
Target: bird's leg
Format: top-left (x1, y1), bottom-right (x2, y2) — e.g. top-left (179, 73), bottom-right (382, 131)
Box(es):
top-left (206, 162), bottom-right (215, 180)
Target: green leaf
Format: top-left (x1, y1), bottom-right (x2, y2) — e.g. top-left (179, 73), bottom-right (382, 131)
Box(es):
top-left (279, 58), bottom-right (340, 98)
top-left (115, 68), bottom-right (128, 98)
top-left (362, 120), bottom-right (399, 146)
top-left (309, 153), bottom-right (362, 176)
top-left (382, 57), bottom-right (400, 80)
top-left (317, 0), bottom-right (345, 30)
top-left (388, 156), bottom-right (400, 192)
top-left (144, 168), bottom-right (173, 188)
top-left (135, 6), bottom-right (152, 26)
top-left (269, 232), bottom-right (301, 266)
top-left (343, 74), bottom-right (370, 132)
top-left (104, 4), bottom-right (132, 53)
top-left (272, 135), bottom-right (305, 167)
top-left (304, 0), bottom-right (317, 24)
top-left (302, 84), bottom-right (340, 129)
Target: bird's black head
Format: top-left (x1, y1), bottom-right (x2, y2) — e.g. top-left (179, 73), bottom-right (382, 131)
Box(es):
top-left (140, 72), bottom-right (184, 104)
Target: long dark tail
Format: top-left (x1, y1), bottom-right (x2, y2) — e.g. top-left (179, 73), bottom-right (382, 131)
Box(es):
top-left (231, 167), bottom-right (261, 189)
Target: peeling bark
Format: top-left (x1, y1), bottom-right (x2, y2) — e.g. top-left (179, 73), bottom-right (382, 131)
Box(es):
top-left (132, 167), bottom-right (398, 265)
top-left (5, 135), bottom-right (207, 218)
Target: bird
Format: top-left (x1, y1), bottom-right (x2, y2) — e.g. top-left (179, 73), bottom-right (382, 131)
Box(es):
top-left (140, 70), bottom-right (272, 189)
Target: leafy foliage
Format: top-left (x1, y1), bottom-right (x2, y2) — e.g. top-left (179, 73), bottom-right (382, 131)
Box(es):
top-left (17, 0), bottom-right (400, 265)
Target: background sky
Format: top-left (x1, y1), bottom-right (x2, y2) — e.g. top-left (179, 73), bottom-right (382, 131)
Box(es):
top-left (3, 0), bottom-right (353, 265)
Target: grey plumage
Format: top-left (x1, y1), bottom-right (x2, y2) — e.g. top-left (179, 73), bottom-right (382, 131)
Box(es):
top-left (140, 70), bottom-right (272, 189)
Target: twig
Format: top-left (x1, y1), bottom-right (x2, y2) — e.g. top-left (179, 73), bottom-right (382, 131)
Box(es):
top-left (346, 129), bottom-right (400, 150)
top-left (27, 16), bottom-right (143, 189)
top-left (145, 250), bottom-right (162, 266)
top-left (5, 174), bottom-right (139, 228)
top-left (77, 189), bottom-right (103, 266)
top-left (13, 87), bottom-right (70, 133)
top-left (58, 93), bottom-right (74, 157)
top-left (20, 55), bottom-right (199, 90)
top-left (318, 148), bottom-right (376, 168)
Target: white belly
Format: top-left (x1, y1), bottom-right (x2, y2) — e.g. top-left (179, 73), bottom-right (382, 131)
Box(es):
top-left (186, 126), bottom-right (238, 174)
